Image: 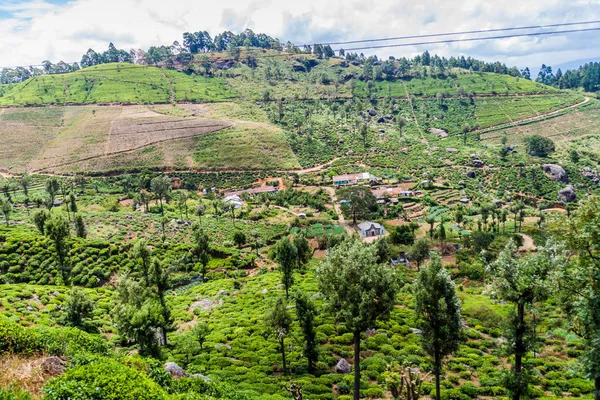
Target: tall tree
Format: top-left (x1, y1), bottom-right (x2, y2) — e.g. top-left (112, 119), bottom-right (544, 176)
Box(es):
top-left (554, 198), bottom-right (600, 400)
top-left (33, 209), bottom-right (49, 235)
top-left (191, 222), bottom-right (210, 276)
top-left (338, 186), bottom-right (377, 224)
top-left (45, 215), bottom-right (71, 283)
top-left (266, 297), bottom-right (292, 375)
top-left (19, 175), bottom-right (30, 197)
top-left (0, 198), bottom-right (12, 226)
top-left (295, 292), bottom-right (319, 373)
top-left (150, 175), bottom-right (171, 216)
top-left (273, 237), bottom-right (298, 299)
top-left (150, 258), bottom-right (174, 346)
top-left (132, 239), bottom-right (152, 286)
top-left (414, 252), bottom-right (465, 400)
top-left (487, 241), bottom-right (562, 400)
top-left (293, 234), bottom-right (312, 268)
top-left (317, 239), bottom-right (399, 400)
top-left (74, 214), bottom-right (86, 238)
top-left (45, 177), bottom-right (60, 206)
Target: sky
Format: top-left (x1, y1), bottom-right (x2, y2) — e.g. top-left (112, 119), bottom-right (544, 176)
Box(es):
top-left (1, 0), bottom-right (600, 73)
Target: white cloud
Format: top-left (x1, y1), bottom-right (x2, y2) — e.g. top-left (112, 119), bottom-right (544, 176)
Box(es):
top-left (0, 0), bottom-right (599, 70)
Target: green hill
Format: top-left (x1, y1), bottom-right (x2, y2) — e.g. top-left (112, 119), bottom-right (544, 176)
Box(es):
top-left (0, 63), bottom-right (236, 106)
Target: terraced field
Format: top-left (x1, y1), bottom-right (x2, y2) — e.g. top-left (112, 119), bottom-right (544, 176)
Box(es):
top-left (0, 64), bottom-right (236, 106)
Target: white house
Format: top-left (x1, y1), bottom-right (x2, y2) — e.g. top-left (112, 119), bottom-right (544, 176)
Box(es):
top-left (333, 172), bottom-right (381, 186)
top-left (358, 221), bottom-right (385, 237)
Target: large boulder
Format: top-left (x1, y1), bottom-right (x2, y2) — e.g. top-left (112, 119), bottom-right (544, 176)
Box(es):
top-left (472, 159), bottom-right (485, 168)
top-left (558, 186), bottom-right (577, 203)
top-left (335, 358), bottom-right (352, 374)
top-left (542, 164), bottom-right (568, 183)
top-left (367, 109), bottom-right (377, 117)
top-left (466, 171), bottom-right (476, 179)
top-left (165, 362), bottom-right (189, 378)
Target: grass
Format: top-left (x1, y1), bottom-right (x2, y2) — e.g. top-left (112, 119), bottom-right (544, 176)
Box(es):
top-left (194, 122), bottom-right (300, 170)
top-left (0, 64), bottom-right (235, 106)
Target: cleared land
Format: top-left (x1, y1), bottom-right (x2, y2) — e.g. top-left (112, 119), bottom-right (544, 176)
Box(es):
top-left (0, 105), bottom-right (232, 173)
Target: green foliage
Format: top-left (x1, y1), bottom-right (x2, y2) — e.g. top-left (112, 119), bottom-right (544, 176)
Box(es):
top-left (389, 225), bottom-right (415, 245)
top-left (63, 287), bottom-right (95, 331)
top-left (43, 357), bottom-right (167, 399)
top-left (524, 134), bottom-right (555, 157)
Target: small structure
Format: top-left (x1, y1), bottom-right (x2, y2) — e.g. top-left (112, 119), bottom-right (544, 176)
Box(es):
top-left (372, 187), bottom-right (415, 199)
top-left (223, 195), bottom-right (243, 210)
top-left (333, 172), bottom-right (381, 186)
top-left (224, 186), bottom-right (278, 198)
top-left (358, 221), bottom-right (385, 237)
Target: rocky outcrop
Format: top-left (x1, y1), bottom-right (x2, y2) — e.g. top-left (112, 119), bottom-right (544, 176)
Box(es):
top-left (41, 357), bottom-right (67, 375)
top-left (558, 185), bottom-right (577, 203)
top-left (542, 164), bottom-right (568, 183)
top-left (335, 358), bottom-right (352, 373)
top-left (165, 362), bottom-right (189, 378)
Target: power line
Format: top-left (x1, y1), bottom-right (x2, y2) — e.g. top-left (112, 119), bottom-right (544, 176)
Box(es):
top-left (338, 26), bottom-right (600, 52)
top-left (1, 24), bottom-right (599, 72)
top-left (296, 19), bottom-right (600, 47)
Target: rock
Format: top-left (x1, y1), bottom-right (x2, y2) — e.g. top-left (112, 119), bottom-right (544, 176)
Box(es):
top-left (458, 180), bottom-right (466, 186)
top-left (377, 116), bottom-right (385, 123)
top-left (261, 289), bottom-right (268, 294)
top-left (445, 148), bottom-right (457, 153)
top-left (335, 358), bottom-right (352, 373)
top-left (343, 73), bottom-right (353, 81)
top-left (384, 115), bottom-right (393, 120)
top-left (428, 128), bottom-right (448, 138)
top-left (310, 293), bottom-right (322, 300)
top-left (469, 154), bottom-right (478, 160)
top-left (558, 185), bottom-right (577, 203)
top-left (165, 362), bottom-right (189, 378)
top-left (41, 357), bottom-right (67, 375)
top-left (339, 61), bottom-right (349, 68)
top-left (472, 160), bottom-right (485, 168)
top-left (542, 164), bottom-right (568, 183)
top-left (367, 109), bottom-right (377, 117)
top-left (26, 306), bottom-right (34, 311)
top-left (410, 328), bottom-right (423, 335)
top-left (216, 290), bottom-right (227, 295)
top-left (378, 129), bottom-right (385, 133)
top-left (189, 298), bottom-right (220, 311)
top-left (190, 374), bottom-right (211, 382)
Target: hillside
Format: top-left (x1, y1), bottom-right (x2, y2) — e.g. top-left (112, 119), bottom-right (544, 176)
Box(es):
top-left (3, 46), bottom-right (600, 400)
top-left (0, 64), bottom-right (235, 106)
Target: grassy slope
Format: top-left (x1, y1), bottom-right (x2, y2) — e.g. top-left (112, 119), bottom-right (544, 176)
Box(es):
top-left (0, 63), bottom-right (236, 106)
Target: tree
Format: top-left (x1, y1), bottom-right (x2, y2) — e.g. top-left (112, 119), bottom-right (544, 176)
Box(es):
top-left (45, 177), bottom-right (60, 205)
top-left (191, 222), bottom-right (210, 276)
top-left (150, 175), bottom-right (171, 215)
top-left (317, 239), bottom-right (399, 400)
top-left (19, 175), bottom-right (30, 197)
top-left (410, 238), bottom-right (430, 271)
top-left (359, 124), bottom-right (368, 147)
top-left (397, 116), bottom-right (406, 134)
top-left (554, 199), bottom-right (600, 400)
top-left (132, 239), bottom-right (152, 286)
top-left (266, 297), bottom-right (292, 374)
top-left (294, 292), bottom-right (318, 374)
top-left (389, 225), bottom-right (414, 245)
top-left (233, 230), bottom-right (246, 248)
top-left (195, 204), bottom-right (205, 221)
top-left (112, 275), bottom-right (165, 356)
top-left (192, 322), bottom-right (210, 350)
top-left (293, 234), bottom-right (312, 268)
top-left (150, 259), bottom-right (174, 346)
top-left (273, 237), bottom-right (298, 299)
top-left (63, 287), bottom-right (94, 331)
top-left (75, 214), bottom-right (86, 238)
top-left (33, 209), bottom-right (49, 235)
top-left (487, 241), bottom-right (561, 400)
top-left (175, 191), bottom-right (189, 220)
top-left (338, 186), bottom-right (377, 224)
top-left (45, 215), bottom-right (71, 283)
top-left (414, 253), bottom-right (465, 400)
top-left (524, 135), bottom-right (555, 157)
top-left (0, 198), bottom-right (12, 226)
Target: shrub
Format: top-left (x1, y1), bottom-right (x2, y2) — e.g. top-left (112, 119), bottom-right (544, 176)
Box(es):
top-left (43, 358), bottom-right (167, 399)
